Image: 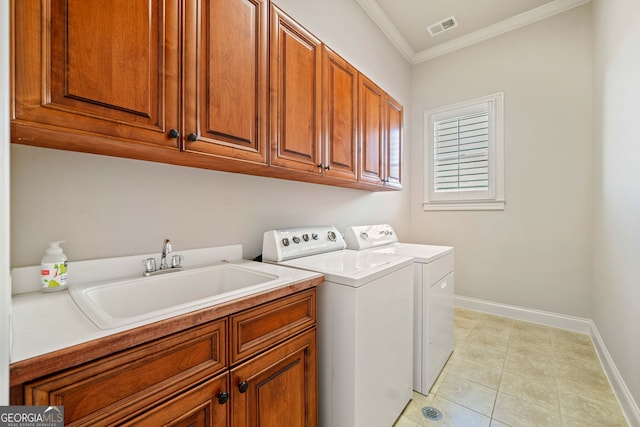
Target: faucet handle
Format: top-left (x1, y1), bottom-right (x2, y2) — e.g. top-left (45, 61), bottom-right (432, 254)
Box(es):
top-left (143, 258), bottom-right (157, 273)
top-left (171, 254), bottom-right (183, 268)
top-left (162, 239), bottom-right (172, 254)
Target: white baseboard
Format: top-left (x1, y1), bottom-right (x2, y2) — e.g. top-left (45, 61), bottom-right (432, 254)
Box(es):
top-left (454, 295), bottom-right (592, 333)
top-left (590, 323), bottom-right (640, 427)
top-left (454, 295), bottom-right (640, 427)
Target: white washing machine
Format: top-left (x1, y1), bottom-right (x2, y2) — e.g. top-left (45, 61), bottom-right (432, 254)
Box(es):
top-left (344, 224), bottom-right (455, 395)
top-left (262, 226), bottom-right (414, 427)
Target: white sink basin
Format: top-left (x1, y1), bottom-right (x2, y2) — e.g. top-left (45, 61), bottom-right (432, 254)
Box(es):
top-left (69, 262), bottom-right (289, 329)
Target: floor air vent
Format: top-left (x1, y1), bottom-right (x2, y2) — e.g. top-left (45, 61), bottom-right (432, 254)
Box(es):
top-left (422, 406), bottom-right (443, 421)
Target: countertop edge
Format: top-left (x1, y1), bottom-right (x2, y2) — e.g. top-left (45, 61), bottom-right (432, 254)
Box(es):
top-left (10, 276), bottom-right (322, 386)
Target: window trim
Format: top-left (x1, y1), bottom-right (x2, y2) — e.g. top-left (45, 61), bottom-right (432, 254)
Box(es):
top-left (424, 92), bottom-right (505, 211)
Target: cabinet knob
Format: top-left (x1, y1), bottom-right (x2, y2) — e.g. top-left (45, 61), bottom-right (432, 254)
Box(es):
top-left (188, 133), bottom-right (198, 142)
top-left (168, 129), bottom-right (180, 139)
top-left (317, 163), bottom-right (323, 169)
top-left (238, 381), bottom-right (249, 393)
top-left (217, 391), bottom-right (229, 404)
top-left (325, 165), bottom-right (331, 170)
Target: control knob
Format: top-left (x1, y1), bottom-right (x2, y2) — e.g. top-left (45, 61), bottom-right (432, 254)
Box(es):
top-left (302, 234), bottom-right (309, 242)
top-left (327, 231), bottom-right (337, 242)
top-left (311, 233), bottom-right (319, 240)
top-left (360, 232), bottom-right (369, 240)
top-left (282, 238), bottom-right (290, 247)
top-left (293, 236), bottom-right (301, 244)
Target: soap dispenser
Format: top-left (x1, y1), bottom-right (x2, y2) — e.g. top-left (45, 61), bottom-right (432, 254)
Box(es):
top-left (40, 241), bottom-right (69, 292)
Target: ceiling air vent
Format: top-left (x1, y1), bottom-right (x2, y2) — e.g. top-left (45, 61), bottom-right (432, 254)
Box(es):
top-left (427, 16), bottom-right (458, 36)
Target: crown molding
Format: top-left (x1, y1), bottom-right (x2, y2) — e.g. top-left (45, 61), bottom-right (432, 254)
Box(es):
top-left (354, 0), bottom-right (416, 63)
top-left (356, 0), bottom-right (592, 65)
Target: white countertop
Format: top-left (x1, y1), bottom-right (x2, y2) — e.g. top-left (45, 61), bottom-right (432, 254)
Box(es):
top-left (10, 246), bottom-right (322, 363)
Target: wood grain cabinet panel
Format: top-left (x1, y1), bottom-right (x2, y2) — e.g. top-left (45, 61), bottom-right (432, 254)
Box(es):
top-left (183, 0), bottom-right (268, 163)
top-left (358, 74), bottom-right (385, 185)
top-left (385, 95), bottom-right (404, 188)
top-left (230, 289), bottom-right (316, 364)
top-left (122, 373), bottom-right (229, 427)
top-left (269, 4), bottom-right (322, 174)
top-left (322, 46), bottom-right (358, 181)
top-left (24, 320), bottom-right (226, 427)
top-left (358, 74), bottom-right (404, 189)
top-left (12, 0), bottom-right (180, 148)
top-left (231, 329), bottom-right (317, 427)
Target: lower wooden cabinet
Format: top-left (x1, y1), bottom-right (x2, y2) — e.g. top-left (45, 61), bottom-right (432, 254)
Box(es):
top-left (13, 289), bottom-right (317, 427)
top-left (231, 329), bottom-right (317, 427)
top-left (123, 373), bottom-right (229, 427)
top-left (23, 321), bottom-right (227, 426)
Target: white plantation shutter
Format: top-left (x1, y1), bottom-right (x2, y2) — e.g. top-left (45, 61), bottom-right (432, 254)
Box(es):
top-left (424, 93), bottom-right (505, 210)
top-left (434, 112), bottom-right (489, 192)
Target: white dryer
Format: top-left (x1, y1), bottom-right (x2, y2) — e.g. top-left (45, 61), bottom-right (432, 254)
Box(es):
top-left (344, 224), bottom-right (455, 395)
top-left (262, 226), bottom-right (414, 427)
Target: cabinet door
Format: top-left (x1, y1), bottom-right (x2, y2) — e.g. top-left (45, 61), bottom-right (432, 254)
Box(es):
top-left (12, 0), bottom-right (180, 149)
top-left (231, 329), bottom-right (317, 427)
top-left (384, 95), bottom-right (403, 188)
top-left (24, 321), bottom-right (226, 426)
top-left (322, 47), bottom-right (358, 181)
top-left (122, 373), bottom-right (229, 427)
top-left (183, 0), bottom-right (268, 164)
top-left (358, 74), bottom-right (385, 185)
top-left (269, 5), bottom-right (322, 174)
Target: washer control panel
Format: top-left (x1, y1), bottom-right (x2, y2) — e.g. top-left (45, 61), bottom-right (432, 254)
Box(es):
top-left (344, 224), bottom-right (398, 250)
top-left (262, 225), bottom-right (346, 262)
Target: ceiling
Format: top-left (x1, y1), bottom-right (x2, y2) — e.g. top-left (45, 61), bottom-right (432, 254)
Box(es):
top-left (355, 0), bottom-right (591, 64)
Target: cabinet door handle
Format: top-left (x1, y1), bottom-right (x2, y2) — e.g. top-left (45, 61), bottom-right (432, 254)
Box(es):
top-left (238, 381), bottom-right (249, 393)
top-left (168, 129), bottom-right (180, 139)
top-left (188, 133), bottom-right (198, 142)
top-left (217, 391), bottom-right (229, 404)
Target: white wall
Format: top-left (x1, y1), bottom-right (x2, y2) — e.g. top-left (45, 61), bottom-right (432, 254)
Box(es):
top-left (592, 0), bottom-right (640, 407)
top-left (1, 0), bottom-right (11, 405)
top-left (10, 0), bottom-right (412, 269)
top-left (410, 5), bottom-right (594, 317)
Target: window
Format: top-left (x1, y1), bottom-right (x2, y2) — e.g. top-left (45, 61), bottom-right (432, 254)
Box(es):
top-left (424, 92), bottom-right (505, 210)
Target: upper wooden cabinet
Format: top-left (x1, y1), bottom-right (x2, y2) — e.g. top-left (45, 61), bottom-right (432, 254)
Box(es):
top-left (12, 0), bottom-right (180, 149)
top-left (358, 74), bottom-right (386, 186)
top-left (322, 46), bottom-right (359, 182)
top-left (384, 95), bottom-right (404, 189)
top-left (269, 11), bottom-right (359, 184)
top-left (183, 0), bottom-right (269, 163)
top-left (11, 0), bottom-right (402, 191)
top-left (269, 4), bottom-right (322, 174)
top-left (358, 74), bottom-right (403, 189)
top-left (12, 0), bottom-right (269, 164)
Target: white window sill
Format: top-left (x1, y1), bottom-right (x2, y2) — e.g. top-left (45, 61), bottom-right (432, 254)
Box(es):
top-left (422, 200), bottom-right (505, 211)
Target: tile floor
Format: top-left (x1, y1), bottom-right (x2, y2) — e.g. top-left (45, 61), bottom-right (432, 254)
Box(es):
top-left (393, 308), bottom-right (628, 427)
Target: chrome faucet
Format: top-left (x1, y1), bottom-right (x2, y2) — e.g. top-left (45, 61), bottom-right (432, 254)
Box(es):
top-left (160, 238), bottom-right (172, 270)
top-left (143, 238), bottom-right (183, 277)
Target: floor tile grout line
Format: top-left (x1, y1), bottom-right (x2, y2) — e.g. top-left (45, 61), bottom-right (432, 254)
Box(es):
top-left (489, 316), bottom-right (511, 425)
top-left (431, 391), bottom-right (494, 423)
